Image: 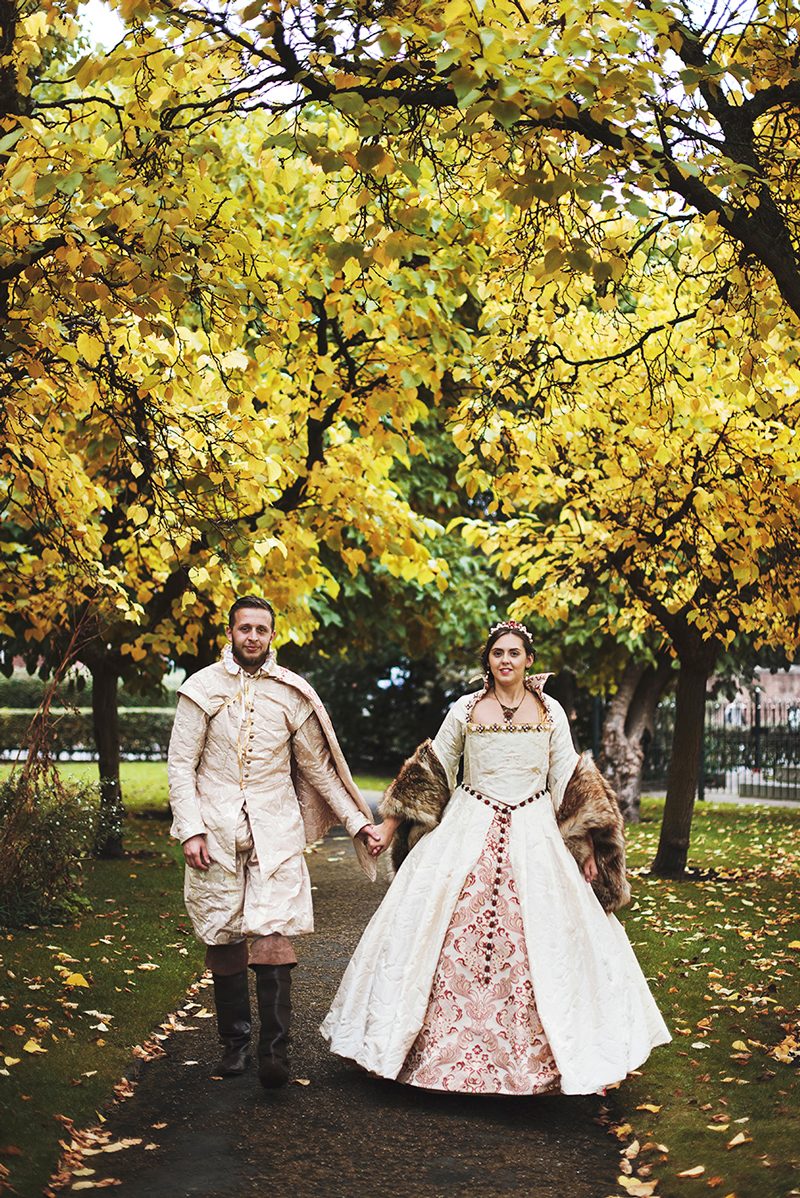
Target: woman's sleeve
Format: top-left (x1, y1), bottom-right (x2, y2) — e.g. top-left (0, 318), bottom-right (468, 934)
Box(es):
top-left (547, 698), bottom-right (580, 812)
top-left (430, 699), bottom-right (467, 792)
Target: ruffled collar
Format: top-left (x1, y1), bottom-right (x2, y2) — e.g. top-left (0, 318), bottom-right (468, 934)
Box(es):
top-left (222, 644), bottom-right (277, 679)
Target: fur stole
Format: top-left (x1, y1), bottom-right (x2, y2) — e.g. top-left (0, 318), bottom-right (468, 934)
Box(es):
top-left (556, 753), bottom-right (631, 912)
top-left (380, 740), bottom-right (450, 877)
top-left (380, 743), bottom-right (630, 912)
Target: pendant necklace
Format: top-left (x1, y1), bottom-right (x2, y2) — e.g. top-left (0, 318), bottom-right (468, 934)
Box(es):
top-left (499, 694), bottom-right (525, 723)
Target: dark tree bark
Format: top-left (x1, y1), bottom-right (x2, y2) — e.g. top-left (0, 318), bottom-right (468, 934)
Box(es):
top-left (651, 643), bottom-right (718, 878)
top-left (89, 654), bottom-right (125, 858)
top-left (600, 655), bottom-right (673, 824)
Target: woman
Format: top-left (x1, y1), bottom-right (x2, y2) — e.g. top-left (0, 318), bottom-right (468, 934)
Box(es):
top-left (321, 621), bottom-right (670, 1095)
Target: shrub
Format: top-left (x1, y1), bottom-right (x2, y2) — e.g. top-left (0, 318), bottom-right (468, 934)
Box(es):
top-left (0, 770), bottom-right (100, 927)
top-left (0, 708), bottom-right (176, 760)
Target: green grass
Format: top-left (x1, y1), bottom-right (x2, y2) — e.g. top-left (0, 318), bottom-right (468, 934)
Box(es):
top-left (0, 762), bottom-right (391, 811)
top-left (613, 798), bottom-right (800, 1198)
top-left (0, 815), bottom-right (196, 1196)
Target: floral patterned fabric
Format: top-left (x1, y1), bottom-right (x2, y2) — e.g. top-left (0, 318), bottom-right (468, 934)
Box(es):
top-left (399, 812), bottom-right (560, 1094)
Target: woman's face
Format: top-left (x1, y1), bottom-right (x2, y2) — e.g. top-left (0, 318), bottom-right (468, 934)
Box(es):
top-left (488, 633), bottom-right (534, 688)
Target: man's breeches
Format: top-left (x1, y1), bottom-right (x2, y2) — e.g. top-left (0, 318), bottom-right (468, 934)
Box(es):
top-left (184, 811), bottom-right (309, 968)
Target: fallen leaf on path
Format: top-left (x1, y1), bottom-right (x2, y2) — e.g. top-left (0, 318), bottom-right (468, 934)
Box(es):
top-left (616, 1176), bottom-right (657, 1196)
top-left (636, 1104), bottom-right (661, 1113)
top-left (137, 963), bottom-right (159, 971)
top-left (676, 1165), bottom-right (705, 1177)
top-left (22, 1039), bottom-right (47, 1054)
top-left (71, 1180), bottom-right (121, 1189)
top-left (293, 1078), bottom-right (311, 1086)
top-left (726, 1132), bottom-right (752, 1149)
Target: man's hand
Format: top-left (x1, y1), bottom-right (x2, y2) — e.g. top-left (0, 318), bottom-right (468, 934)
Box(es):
top-left (183, 834), bottom-right (211, 870)
top-left (583, 849), bottom-right (599, 884)
top-left (356, 824), bottom-right (384, 857)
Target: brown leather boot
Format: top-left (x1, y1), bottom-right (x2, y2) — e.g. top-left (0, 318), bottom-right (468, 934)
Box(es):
top-left (211, 970), bottom-right (252, 1076)
top-left (253, 964), bottom-right (292, 1088)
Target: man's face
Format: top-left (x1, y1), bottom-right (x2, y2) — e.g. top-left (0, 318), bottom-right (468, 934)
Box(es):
top-left (227, 607), bottom-right (274, 673)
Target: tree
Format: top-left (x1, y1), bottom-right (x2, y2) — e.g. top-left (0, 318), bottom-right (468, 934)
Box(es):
top-left (127, 0), bottom-right (800, 843)
top-left (0, 6), bottom-right (494, 848)
top-left (6, 0), bottom-right (799, 872)
top-left (458, 224), bottom-right (800, 873)
top-left (145, 1), bottom-right (799, 360)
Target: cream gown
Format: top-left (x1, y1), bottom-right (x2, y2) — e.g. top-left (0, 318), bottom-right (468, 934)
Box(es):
top-left (321, 692), bottom-right (670, 1095)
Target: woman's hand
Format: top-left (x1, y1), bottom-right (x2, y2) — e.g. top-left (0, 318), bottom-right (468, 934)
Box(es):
top-left (583, 847), bottom-right (599, 884)
top-left (362, 816), bottom-right (400, 858)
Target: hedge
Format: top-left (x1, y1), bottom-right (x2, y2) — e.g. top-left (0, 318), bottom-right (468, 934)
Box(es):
top-left (0, 708), bottom-right (175, 760)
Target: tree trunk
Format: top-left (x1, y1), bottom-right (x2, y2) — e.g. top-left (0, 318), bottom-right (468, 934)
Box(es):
top-left (90, 657), bottom-right (125, 858)
top-left (651, 654), bottom-right (714, 878)
top-left (600, 656), bottom-right (673, 823)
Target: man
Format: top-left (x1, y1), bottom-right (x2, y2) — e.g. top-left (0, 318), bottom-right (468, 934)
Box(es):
top-left (168, 596), bottom-right (379, 1088)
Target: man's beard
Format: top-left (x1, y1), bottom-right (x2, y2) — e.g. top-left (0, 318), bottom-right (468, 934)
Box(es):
top-left (232, 644), bottom-right (269, 669)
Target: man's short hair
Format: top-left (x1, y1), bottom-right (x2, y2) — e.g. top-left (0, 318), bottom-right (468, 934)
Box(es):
top-left (227, 596), bottom-right (276, 629)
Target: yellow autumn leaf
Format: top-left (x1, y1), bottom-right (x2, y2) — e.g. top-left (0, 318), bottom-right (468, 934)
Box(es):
top-left (63, 973), bottom-right (90, 987)
top-left (726, 1132), bottom-right (752, 1149)
top-left (22, 1039), bottom-right (47, 1054)
top-left (676, 1166), bottom-right (705, 1177)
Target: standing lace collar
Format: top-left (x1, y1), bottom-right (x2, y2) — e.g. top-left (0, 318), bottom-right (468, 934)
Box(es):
top-left (221, 645), bottom-right (277, 679)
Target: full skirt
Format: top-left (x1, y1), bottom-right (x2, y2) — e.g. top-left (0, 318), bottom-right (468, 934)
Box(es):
top-left (321, 790), bottom-right (670, 1094)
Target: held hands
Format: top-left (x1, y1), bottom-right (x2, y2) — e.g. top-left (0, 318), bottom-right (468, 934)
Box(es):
top-left (357, 819), bottom-right (398, 858)
top-left (183, 834), bottom-right (211, 870)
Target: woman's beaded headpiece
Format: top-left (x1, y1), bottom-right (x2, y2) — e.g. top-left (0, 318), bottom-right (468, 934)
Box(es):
top-left (489, 619), bottom-right (532, 640)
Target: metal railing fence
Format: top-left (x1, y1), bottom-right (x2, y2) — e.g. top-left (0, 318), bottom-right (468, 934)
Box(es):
top-left (643, 694), bottom-right (800, 800)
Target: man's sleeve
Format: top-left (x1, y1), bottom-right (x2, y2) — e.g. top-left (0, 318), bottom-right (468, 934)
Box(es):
top-left (167, 694), bottom-right (209, 844)
top-left (292, 711), bottom-right (369, 839)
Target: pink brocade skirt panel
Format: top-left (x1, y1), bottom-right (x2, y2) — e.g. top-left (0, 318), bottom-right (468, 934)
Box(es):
top-left (398, 812), bottom-right (561, 1095)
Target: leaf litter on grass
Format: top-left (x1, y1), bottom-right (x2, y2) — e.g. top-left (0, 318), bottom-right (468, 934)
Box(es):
top-left (606, 801), bottom-right (800, 1198)
top-left (43, 972), bottom-right (214, 1193)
